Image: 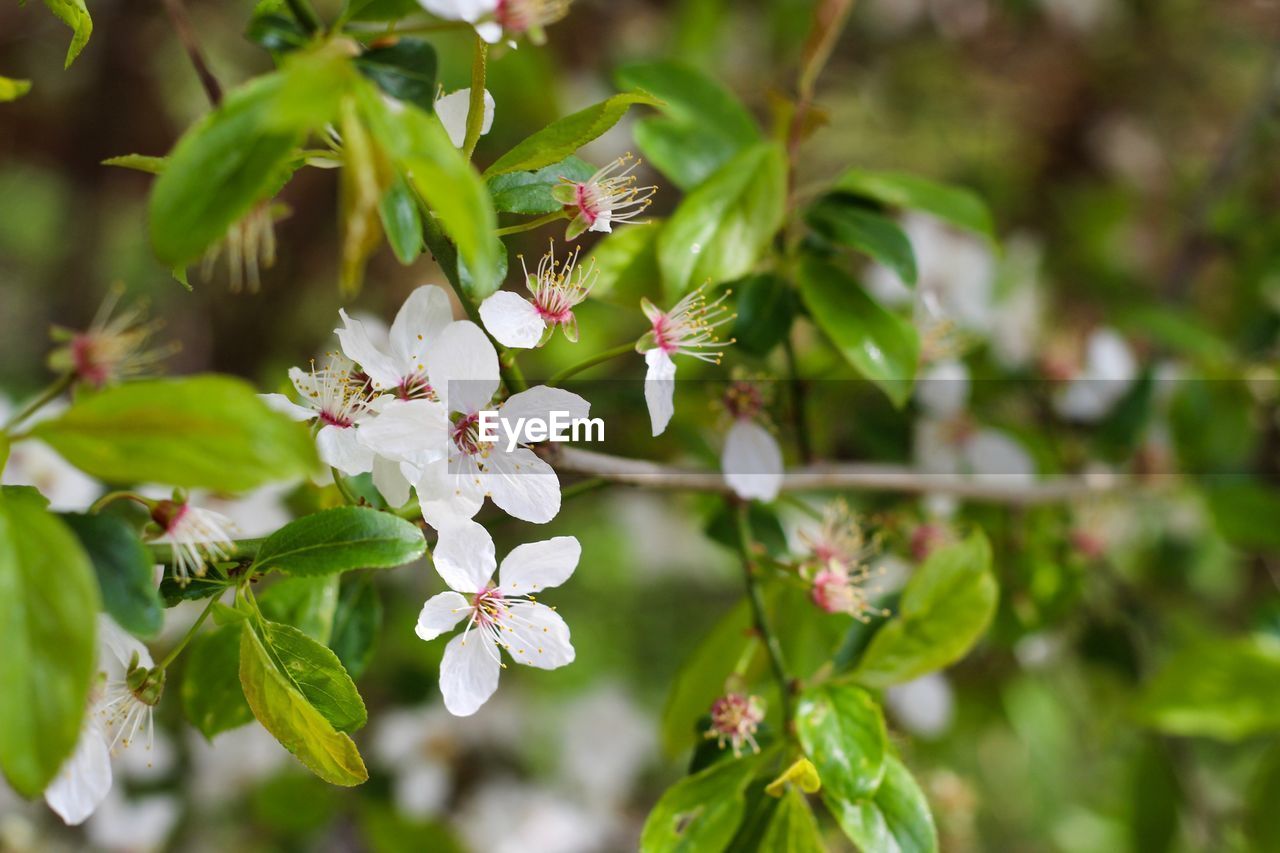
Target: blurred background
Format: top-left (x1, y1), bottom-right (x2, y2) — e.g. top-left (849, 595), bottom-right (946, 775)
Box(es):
top-left (4, 0), bottom-right (1280, 850)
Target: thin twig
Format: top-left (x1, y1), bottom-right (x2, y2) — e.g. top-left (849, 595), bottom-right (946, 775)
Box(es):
top-left (161, 0), bottom-right (223, 107)
top-left (735, 501), bottom-right (794, 729)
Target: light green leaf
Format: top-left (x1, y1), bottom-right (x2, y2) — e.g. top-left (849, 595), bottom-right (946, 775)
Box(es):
top-left (825, 755), bottom-right (938, 853)
top-left (797, 254), bottom-right (920, 407)
top-left (615, 61), bottom-right (759, 190)
top-left (356, 81), bottom-right (500, 295)
top-left (0, 76), bottom-right (32, 102)
top-left (62, 512), bottom-right (163, 638)
top-left (852, 531), bottom-right (997, 688)
top-left (487, 156), bottom-right (595, 215)
top-left (102, 154), bottom-right (166, 174)
top-left (585, 219), bottom-right (663, 305)
top-left (30, 375), bottom-right (317, 491)
top-left (41, 0), bottom-right (92, 67)
top-left (259, 576), bottom-right (341, 643)
top-left (239, 623), bottom-right (368, 786)
top-left (658, 142), bottom-right (787, 297)
top-left (641, 753), bottom-right (764, 853)
top-left (379, 176), bottom-right (423, 264)
top-left (149, 47), bottom-right (353, 268)
top-left (1203, 480), bottom-right (1280, 553)
top-left (760, 787), bottom-right (825, 853)
top-left (795, 683), bottom-right (887, 802)
top-left (261, 620), bottom-right (367, 733)
top-left (251, 507), bottom-right (425, 578)
top-left (483, 93), bottom-right (661, 178)
top-left (833, 169), bottom-right (995, 241)
top-left (330, 577), bottom-right (382, 680)
top-left (808, 199), bottom-right (918, 285)
top-left (0, 488), bottom-right (99, 796)
top-left (1137, 634), bottom-right (1280, 740)
top-left (183, 623), bottom-right (255, 739)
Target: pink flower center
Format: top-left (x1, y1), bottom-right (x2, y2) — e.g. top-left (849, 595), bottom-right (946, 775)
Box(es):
top-left (451, 413), bottom-right (484, 455)
top-left (575, 182), bottom-right (600, 225)
top-left (71, 334), bottom-right (111, 387)
top-left (472, 586), bottom-right (506, 627)
top-left (397, 372), bottom-right (434, 401)
top-left (651, 313), bottom-right (676, 354)
top-left (494, 0), bottom-right (530, 33)
top-left (319, 410), bottom-right (354, 428)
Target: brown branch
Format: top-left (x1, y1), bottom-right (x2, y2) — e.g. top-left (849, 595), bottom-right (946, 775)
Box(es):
top-left (162, 0), bottom-right (222, 107)
top-left (544, 446), bottom-right (1138, 506)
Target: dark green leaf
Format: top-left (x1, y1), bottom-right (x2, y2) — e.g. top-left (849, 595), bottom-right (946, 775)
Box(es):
top-left (483, 93), bottom-right (661, 178)
top-left (795, 683), bottom-right (887, 802)
top-left (487, 156), bottom-right (595, 215)
top-left (1245, 743), bottom-right (1280, 852)
top-left (356, 39), bottom-right (438, 113)
top-left (183, 623), bottom-right (255, 739)
top-left (824, 754), bottom-right (938, 853)
top-left (239, 622), bottom-right (368, 785)
top-left (331, 577), bottom-right (382, 680)
top-left (62, 512), bottom-right (162, 638)
top-left (379, 176), bottom-right (423, 264)
top-left (808, 199), bottom-right (918, 285)
top-left (852, 531), bottom-right (997, 688)
top-left (251, 506), bottom-right (425, 578)
top-left (833, 169), bottom-right (995, 241)
top-left (797, 254), bottom-right (919, 407)
top-left (658, 143), bottom-right (787, 297)
top-left (726, 274), bottom-right (796, 357)
top-left (0, 488), bottom-right (99, 796)
top-left (1128, 737), bottom-right (1180, 853)
top-left (641, 753), bottom-right (765, 852)
top-left (1203, 480), bottom-right (1280, 553)
top-left (30, 375), bottom-right (318, 491)
top-left (246, 13), bottom-right (309, 55)
top-left (160, 573), bottom-right (233, 607)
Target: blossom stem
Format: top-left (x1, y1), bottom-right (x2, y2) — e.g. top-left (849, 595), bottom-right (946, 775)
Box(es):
top-left (494, 211), bottom-right (569, 237)
top-left (89, 491), bottom-right (151, 514)
top-left (782, 336), bottom-right (814, 463)
top-left (461, 36), bottom-right (489, 160)
top-left (332, 467), bottom-right (360, 505)
top-left (734, 500), bottom-right (794, 728)
top-left (2, 372), bottom-right (73, 433)
top-left (155, 595), bottom-right (220, 670)
top-left (546, 342), bottom-right (637, 385)
top-left (561, 477), bottom-right (608, 501)
top-left (161, 0), bottom-right (223, 106)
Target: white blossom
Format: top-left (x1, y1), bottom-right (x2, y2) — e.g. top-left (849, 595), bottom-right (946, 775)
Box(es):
top-left (553, 154), bottom-right (656, 240)
top-left (435, 87), bottom-right (496, 148)
top-left (479, 242), bottom-right (596, 349)
top-left (636, 285), bottom-right (734, 437)
top-left (261, 354), bottom-right (378, 476)
top-left (417, 0), bottom-right (571, 44)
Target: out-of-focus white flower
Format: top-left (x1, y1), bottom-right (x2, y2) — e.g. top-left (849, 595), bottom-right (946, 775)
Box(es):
top-left (1053, 328), bottom-right (1138, 422)
top-left (418, 0), bottom-right (572, 44)
top-left (185, 726), bottom-right (290, 808)
top-left (457, 779), bottom-right (611, 853)
top-left (191, 484), bottom-right (293, 539)
top-left (416, 524), bottom-right (579, 716)
top-left (636, 286), bottom-right (734, 437)
top-left (435, 87), bottom-right (495, 148)
top-left (885, 673), bottom-right (954, 738)
top-left (150, 499), bottom-right (236, 585)
top-left (44, 616), bottom-right (162, 826)
top-left (0, 399), bottom-right (99, 511)
top-left (84, 788), bottom-right (180, 853)
top-left (261, 355), bottom-right (378, 475)
top-left (558, 685), bottom-right (654, 808)
top-left (553, 154), bottom-right (656, 240)
top-left (916, 359), bottom-right (971, 420)
top-left (719, 381), bottom-right (783, 502)
top-left (480, 243), bottom-right (596, 349)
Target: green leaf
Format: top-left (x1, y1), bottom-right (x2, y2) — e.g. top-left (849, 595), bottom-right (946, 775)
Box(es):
top-left (760, 787), bottom-right (825, 853)
top-left (1203, 480), bottom-right (1280, 553)
top-left (261, 620), bottom-right (367, 733)
top-left (238, 622), bottom-right (368, 785)
top-left (833, 169), bottom-right (995, 241)
top-left (245, 13), bottom-right (309, 55)
top-left (259, 576), bottom-right (341, 643)
top-left (355, 39), bottom-right (438, 113)
top-left (795, 683), bottom-right (887, 802)
top-left (251, 506), bottom-right (425, 578)
top-left (356, 81), bottom-right (500, 295)
top-left (0, 76), bottom-right (32, 102)
top-left (1137, 634), bottom-right (1280, 740)
top-left (0, 488), bottom-right (99, 796)
top-left (102, 154), bottom-right (166, 174)
top-left (726, 274), bottom-right (796, 357)
top-left (658, 143), bottom-right (787, 298)
top-left (487, 156), bottom-right (595, 215)
top-left (1128, 737), bottom-right (1180, 853)
top-left (852, 531), bottom-right (997, 688)
top-left (615, 61), bottom-right (759, 190)
top-left (824, 754), bottom-right (938, 853)
top-left (41, 0), bottom-right (92, 67)
top-left (483, 93), bottom-right (661, 178)
top-left (585, 219), bottom-right (663, 305)
top-left (149, 47), bottom-right (352, 267)
top-left (1245, 743), bottom-right (1280, 852)
top-left (160, 573), bottom-right (233, 607)
top-left (62, 512), bottom-right (163, 638)
top-left (797, 254), bottom-right (920, 407)
top-left (183, 623), bottom-right (255, 739)
top-left (30, 375), bottom-right (317, 491)
top-left (808, 199), bottom-right (918, 285)
top-left (331, 576), bottom-right (382, 680)
top-left (641, 753), bottom-right (765, 853)
top-left (379, 176), bottom-right (423, 264)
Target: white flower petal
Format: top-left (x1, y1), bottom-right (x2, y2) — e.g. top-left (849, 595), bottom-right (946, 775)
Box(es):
top-left (317, 425), bottom-right (375, 476)
top-left (418, 0), bottom-right (496, 25)
top-left (357, 399), bottom-right (448, 465)
top-left (390, 285), bottom-right (454, 368)
top-left (372, 455), bottom-right (412, 507)
top-left (434, 89), bottom-right (496, 148)
top-left (479, 291), bottom-right (545, 349)
top-left (260, 393), bottom-right (315, 422)
top-left (500, 385), bottom-right (591, 427)
top-left (432, 519), bottom-right (497, 593)
top-left (498, 536), bottom-right (580, 593)
top-left (1084, 328), bottom-right (1137, 381)
top-left (643, 349), bottom-right (676, 437)
top-left (916, 359), bottom-right (970, 419)
top-left (964, 429), bottom-right (1036, 484)
top-left (427, 321), bottom-right (500, 415)
top-left (722, 420), bottom-right (784, 502)
top-left (98, 613), bottom-right (153, 673)
top-left (44, 719), bottom-right (113, 826)
top-left (335, 309), bottom-right (402, 389)
top-left (416, 591), bottom-right (471, 641)
top-left (440, 631), bottom-right (501, 716)
top-left (483, 448), bottom-right (561, 524)
top-left (500, 601), bottom-right (574, 670)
